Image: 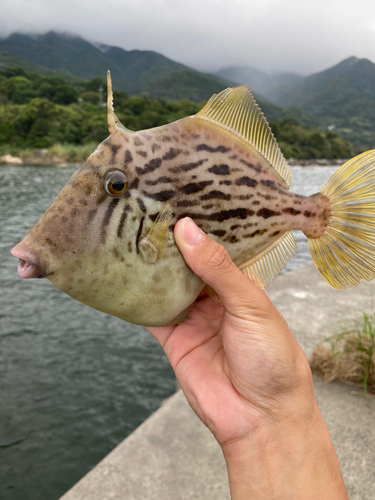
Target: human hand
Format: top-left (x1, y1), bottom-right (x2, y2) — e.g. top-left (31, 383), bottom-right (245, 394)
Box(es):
top-left (147, 218), bottom-right (348, 499)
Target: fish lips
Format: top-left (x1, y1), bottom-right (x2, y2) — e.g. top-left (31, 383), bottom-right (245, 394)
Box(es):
top-left (10, 243), bottom-right (49, 279)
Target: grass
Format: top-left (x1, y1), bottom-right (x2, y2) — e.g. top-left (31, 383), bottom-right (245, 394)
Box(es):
top-left (310, 312), bottom-right (375, 395)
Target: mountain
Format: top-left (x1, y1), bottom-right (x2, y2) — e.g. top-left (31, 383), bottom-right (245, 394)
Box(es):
top-left (0, 47), bottom-right (56, 75)
top-left (268, 57), bottom-right (375, 152)
top-left (215, 65), bottom-right (302, 97)
top-left (0, 32), bottom-right (234, 101)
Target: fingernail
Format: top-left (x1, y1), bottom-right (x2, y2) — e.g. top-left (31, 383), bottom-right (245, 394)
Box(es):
top-left (183, 218), bottom-right (204, 245)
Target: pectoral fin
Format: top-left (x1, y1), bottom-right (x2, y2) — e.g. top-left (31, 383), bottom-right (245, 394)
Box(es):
top-left (139, 204), bottom-right (173, 264)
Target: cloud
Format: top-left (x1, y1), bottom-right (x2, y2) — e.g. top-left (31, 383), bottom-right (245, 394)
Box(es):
top-left (0, 0), bottom-right (374, 75)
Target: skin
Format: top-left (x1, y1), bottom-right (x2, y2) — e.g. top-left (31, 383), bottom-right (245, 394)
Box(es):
top-left (147, 217), bottom-right (349, 500)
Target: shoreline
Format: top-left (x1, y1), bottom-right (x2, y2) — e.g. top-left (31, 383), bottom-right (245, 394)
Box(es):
top-left (0, 153), bottom-right (349, 168)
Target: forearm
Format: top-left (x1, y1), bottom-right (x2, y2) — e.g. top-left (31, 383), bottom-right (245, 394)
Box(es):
top-left (222, 405), bottom-right (348, 500)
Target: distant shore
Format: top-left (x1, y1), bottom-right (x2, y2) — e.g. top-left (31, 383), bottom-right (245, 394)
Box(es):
top-left (0, 153), bottom-right (349, 168)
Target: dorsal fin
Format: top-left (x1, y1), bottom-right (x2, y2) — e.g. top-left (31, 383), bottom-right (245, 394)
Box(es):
top-left (195, 86), bottom-right (291, 188)
top-left (107, 71), bottom-right (134, 135)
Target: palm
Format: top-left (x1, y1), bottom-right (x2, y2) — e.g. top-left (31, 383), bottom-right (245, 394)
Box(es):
top-left (147, 291), bottom-right (278, 446)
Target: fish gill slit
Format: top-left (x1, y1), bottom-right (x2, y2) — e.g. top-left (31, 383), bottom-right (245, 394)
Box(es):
top-left (136, 216), bottom-right (145, 253)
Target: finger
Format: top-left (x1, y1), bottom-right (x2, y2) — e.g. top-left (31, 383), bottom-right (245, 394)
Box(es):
top-left (174, 218), bottom-right (270, 316)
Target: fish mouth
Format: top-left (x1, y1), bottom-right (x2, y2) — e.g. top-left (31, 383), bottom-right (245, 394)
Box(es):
top-left (10, 243), bottom-right (49, 279)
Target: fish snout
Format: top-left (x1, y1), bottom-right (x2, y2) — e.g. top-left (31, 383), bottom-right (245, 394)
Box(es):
top-left (11, 243), bottom-right (47, 279)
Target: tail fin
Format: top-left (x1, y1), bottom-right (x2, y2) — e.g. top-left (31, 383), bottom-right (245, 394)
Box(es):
top-left (309, 150), bottom-right (375, 289)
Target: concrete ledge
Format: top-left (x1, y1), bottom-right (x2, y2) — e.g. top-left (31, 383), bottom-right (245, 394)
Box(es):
top-left (61, 264), bottom-right (375, 500)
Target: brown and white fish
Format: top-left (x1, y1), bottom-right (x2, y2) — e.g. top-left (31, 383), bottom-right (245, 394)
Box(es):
top-left (11, 72), bottom-right (375, 326)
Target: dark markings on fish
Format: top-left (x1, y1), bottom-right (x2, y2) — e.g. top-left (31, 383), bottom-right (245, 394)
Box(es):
top-left (270, 231), bottom-right (280, 237)
top-left (239, 159), bottom-right (261, 173)
top-left (192, 175), bottom-right (197, 179)
top-left (179, 180), bottom-right (213, 195)
top-left (220, 180), bottom-right (232, 185)
top-left (252, 200), bottom-right (260, 205)
top-left (162, 136), bottom-right (171, 142)
top-left (134, 137), bottom-right (144, 146)
top-left (230, 224), bottom-right (241, 230)
top-left (243, 223), bottom-right (254, 229)
top-left (71, 208), bottom-right (79, 217)
top-left (136, 158), bottom-right (162, 175)
top-left (229, 154), bottom-right (238, 160)
top-left (264, 195), bottom-right (273, 201)
top-left (152, 144), bottom-right (161, 153)
top-left (149, 213), bottom-right (158, 222)
top-left (177, 199), bottom-right (199, 207)
top-left (163, 148), bottom-right (182, 161)
top-left (128, 241), bottom-right (132, 253)
top-left (196, 144), bottom-right (230, 153)
top-left (46, 238), bottom-right (57, 247)
top-left (235, 194), bottom-right (254, 200)
top-left (136, 216), bottom-right (145, 253)
top-left (137, 197), bottom-right (147, 213)
top-left (180, 208), bottom-right (254, 222)
top-left (260, 179), bottom-right (278, 191)
top-left (143, 190), bottom-right (176, 202)
top-left (79, 199), bottom-right (88, 207)
top-left (130, 178), bottom-right (139, 190)
top-left (136, 150), bottom-right (147, 158)
top-left (111, 144), bottom-right (120, 162)
top-left (202, 204), bottom-right (214, 210)
top-left (257, 208), bottom-right (281, 219)
top-left (96, 193), bottom-right (107, 205)
top-left (62, 216), bottom-right (68, 224)
top-left (112, 247), bottom-right (120, 259)
top-left (145, 176), bottom-right (172, 186)
top-left (88, 208), bottom-right (97, 222)
top-left (236, 176), bottom-right (257, 187)
top-left (244, 229), bottom-right (268, 238)
top-left (211, 229), bottom-right (226, 237)
top-left (84, 184), bottom-right (93, 195)
top-left (208, 164), bottom-right (230, 175)
top-left (103, 199), bottom-right (120, 229)
top-left (117, 204), bottom-right (131, 238)
top-left (282, 207), bottom-right (301, 216)
top-left (169, 158), bottom-right (208, 174)
top-left (200, 190), bottom-right (231, 201)
top-left (304, 211), bottom-right (312, 217)
top-left (124, 150), bottom-right (133, 165)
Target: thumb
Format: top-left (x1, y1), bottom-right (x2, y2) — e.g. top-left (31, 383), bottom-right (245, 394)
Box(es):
top-left (174, 217), bottom-right (269, 315)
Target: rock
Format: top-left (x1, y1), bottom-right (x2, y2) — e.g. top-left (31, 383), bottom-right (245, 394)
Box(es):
top-left (0, 154), bottom-right (23, 165)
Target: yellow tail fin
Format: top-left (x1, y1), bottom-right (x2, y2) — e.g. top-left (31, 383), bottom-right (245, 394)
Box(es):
top-left (308, 150), bottom-right (375, 289)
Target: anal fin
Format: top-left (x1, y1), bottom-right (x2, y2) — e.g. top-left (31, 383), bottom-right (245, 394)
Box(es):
top-left (139, 204), bottom-right (173, 264)
top-left (239, 231), bottom-right (297, 288)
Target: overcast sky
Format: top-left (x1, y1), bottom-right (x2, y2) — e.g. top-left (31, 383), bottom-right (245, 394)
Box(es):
top-left (1, 0), bottom-right (374, 75)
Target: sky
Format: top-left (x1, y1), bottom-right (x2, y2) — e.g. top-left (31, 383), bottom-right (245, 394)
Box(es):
top-left (0, 0), bottom-right (375, 76)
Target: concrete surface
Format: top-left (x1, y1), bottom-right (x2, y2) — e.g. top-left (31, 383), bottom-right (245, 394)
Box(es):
top-left (60, 264), bottom-right (375, 500)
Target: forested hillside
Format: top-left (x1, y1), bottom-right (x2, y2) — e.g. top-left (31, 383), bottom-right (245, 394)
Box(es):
top-left (0, 68), bottom-right (353, 161)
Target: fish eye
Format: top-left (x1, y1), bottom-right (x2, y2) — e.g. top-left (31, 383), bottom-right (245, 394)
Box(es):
top-left (104, 170), bottom-right (129, 197)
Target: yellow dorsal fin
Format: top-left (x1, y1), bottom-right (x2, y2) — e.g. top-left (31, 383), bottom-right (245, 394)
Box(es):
top-left (107, 71), bottom-right (134, 135)
top-left (195, 86), bottom-right (291, 188)
top-left (239, 231), bottom-right (297, 288)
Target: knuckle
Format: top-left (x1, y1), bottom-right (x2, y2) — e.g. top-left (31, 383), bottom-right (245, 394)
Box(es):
top-left (204, 243), bottom-right (233, 272)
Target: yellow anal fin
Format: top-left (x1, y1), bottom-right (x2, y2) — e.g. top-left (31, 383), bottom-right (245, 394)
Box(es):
top-left (195, 86), bottom-right (291, 188)
top-left (205, 285), bottom-right (224, 305)
top-left (239, 232), bottom-right (297, 288)
top-left (139, 204), bottom-right (173, 264)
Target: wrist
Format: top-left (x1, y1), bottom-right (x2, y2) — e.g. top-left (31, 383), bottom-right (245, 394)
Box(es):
top-left (222, 403), bottom-right (348, 500)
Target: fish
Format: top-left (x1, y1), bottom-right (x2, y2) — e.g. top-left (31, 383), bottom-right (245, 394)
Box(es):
top-left (11, 72), bottom-right (375, 327)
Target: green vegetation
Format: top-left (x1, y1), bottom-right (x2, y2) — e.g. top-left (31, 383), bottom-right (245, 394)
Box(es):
top-left (0, 67), bottom-right (353, 161)
top-left (310, 313), bottom-right (375, 395)
top-left (270, 118), bottom-right (353, 159)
